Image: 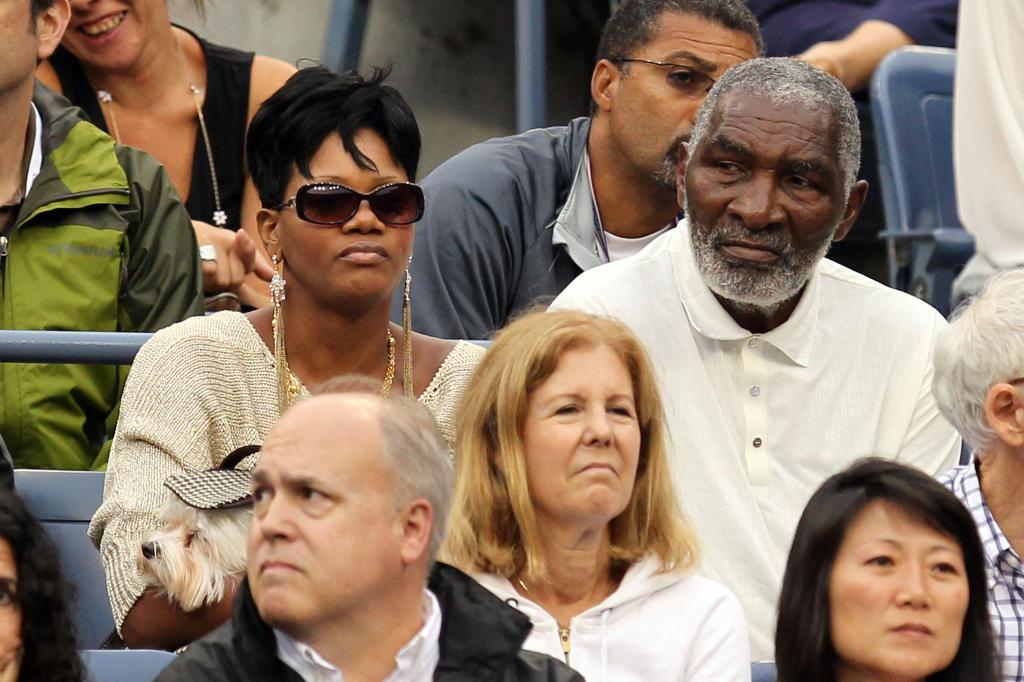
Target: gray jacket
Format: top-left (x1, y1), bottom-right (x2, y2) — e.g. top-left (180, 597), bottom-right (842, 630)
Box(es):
top-left (396, 117), bottom-right (606, 339)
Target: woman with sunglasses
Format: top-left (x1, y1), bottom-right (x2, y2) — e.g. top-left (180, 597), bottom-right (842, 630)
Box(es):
top-left (90, 66), bottom-right (485, 652)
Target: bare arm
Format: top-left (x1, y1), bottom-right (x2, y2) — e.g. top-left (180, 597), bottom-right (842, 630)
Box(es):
top-left (121, 586), bottom-right (236, 651)
top-left (234, 55), bottom-right (297, 308)
top-left (797, 20), bottom-right (913, 92)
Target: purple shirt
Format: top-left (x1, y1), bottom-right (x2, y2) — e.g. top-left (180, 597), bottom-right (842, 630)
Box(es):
top-left (748, 0), bottom-right (958, 63)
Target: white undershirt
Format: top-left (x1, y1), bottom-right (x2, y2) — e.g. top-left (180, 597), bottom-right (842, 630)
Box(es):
top-left (274, 589), bottom-right (441, 682)
top-left (604, 224), bottom-right (673, 262)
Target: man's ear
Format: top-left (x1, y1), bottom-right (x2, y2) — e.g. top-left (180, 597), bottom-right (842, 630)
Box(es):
top-left (397, 499), bottom-right (433, 566)
top-left (832, 179), bottom-right (868, 242)
top-left (985, 383), bottom-right (1024, 449)
top-left (35, 0), bottom-right (70, 62)
top-left (256, 208), bottom-right (281, 259)
top-left (676, 142), bottom-right (691, 209)
top-left (591, 59), bottom-right (621, 115)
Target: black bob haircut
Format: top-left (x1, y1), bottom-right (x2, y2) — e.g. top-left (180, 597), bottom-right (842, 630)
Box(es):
top-left (595, 0), bottom-right (764, 64)
top-left (247, 65), bottom-right (421, 209)
top-left (775, 458), bottom-right (998, 682)
top-left (0, 490), bottom-right (84, 681)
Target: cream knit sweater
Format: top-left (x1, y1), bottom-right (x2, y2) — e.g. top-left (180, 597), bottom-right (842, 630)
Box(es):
top-left (88, 311), bottom-right (484, 630)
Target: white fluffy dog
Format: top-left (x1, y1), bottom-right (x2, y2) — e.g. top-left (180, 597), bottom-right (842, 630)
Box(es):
top-left (138, 446), bottom-right (258, 611)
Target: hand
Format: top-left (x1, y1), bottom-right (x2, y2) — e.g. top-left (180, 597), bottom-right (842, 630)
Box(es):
top-left (192, 220), bottom-right (273, 296)
top-left (796, 42), bottom-right (846, 83)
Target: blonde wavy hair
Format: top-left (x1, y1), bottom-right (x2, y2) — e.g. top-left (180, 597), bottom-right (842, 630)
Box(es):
top-left (444, 309), bottom-right (699, 581)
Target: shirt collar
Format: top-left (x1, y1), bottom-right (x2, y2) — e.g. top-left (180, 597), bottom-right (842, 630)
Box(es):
top-left (551, 147), bottom-right (606, 271)
top-left (273, 589), bottom-right (442, 682)
top-left (957, 463), bottom-right (1019, 579)
top-left (670, 220), bottom-right (820, 367)
top-left (25, 103), bottom-right (43, 199)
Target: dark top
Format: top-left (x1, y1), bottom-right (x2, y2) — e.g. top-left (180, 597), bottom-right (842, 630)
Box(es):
top-left (747, 0), bottom-right (958, 76)
top-left (48, 26), bottom-right (254, 231)
top-left (156, 563), bottom-right (583, 682)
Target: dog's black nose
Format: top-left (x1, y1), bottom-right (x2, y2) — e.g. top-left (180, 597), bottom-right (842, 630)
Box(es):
top-left (141, 542), bottom-right (157, 559)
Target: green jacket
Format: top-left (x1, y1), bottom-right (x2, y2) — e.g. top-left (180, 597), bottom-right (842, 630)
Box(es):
top-left (0, 84), bottom-right (203, 470)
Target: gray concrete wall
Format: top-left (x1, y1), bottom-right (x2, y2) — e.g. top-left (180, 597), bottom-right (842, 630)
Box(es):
top-left (173, 0), bottom-right (602, 174)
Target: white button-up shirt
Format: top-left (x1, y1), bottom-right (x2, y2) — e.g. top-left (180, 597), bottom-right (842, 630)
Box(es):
top-left (552, 223), bottom-right (960, 658)
top-left (274, 589), bottom-right (442, 682)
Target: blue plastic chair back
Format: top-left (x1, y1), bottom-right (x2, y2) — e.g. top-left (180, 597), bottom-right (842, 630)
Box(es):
top-left (872, 47), bottom-right (960, 238)
top-left (752, 661), bottom-right (777, 682)
top-left (81, 649), bottom-right (177, 682)
top-left (14, 470), bottom-right (113, 648)
top-left (871, 47), bottom-right (973, 315)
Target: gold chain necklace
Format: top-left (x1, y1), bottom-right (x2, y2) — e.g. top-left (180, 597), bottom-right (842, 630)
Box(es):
top-left (94, 42), bottom-right (228, 227)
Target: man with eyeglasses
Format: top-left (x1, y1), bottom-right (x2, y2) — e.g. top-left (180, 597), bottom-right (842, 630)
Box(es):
top-left (396, 0), bottom-right (762, 340)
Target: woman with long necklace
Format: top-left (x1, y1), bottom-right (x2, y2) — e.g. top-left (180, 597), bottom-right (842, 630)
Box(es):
top-left (38, 0), bottom-right (295, 308)
top-left (90, 67), bottom-right (485, 651)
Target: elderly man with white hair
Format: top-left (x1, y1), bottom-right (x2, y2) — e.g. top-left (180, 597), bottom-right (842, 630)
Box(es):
top-left (552, 56), bottom-right (961, 657)
top-left (936, 268), bottom-right (1024, 681)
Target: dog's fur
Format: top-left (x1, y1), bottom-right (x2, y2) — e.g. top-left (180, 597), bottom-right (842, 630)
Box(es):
top-left (138, 497), bottom-right (251, 611)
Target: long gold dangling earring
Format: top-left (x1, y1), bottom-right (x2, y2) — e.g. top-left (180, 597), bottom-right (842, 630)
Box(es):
top-left (270, 254), bottom-right (292, 414)
top-left (402, 265), bottom-right (414, 397)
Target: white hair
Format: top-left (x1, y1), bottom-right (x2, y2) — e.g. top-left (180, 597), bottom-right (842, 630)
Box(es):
top-left (933, 268), bottom-right (1024, 452)
top-left (377, 396), bottom-right (454, 561)
top-left (688, 57), bottom-right (861, 195)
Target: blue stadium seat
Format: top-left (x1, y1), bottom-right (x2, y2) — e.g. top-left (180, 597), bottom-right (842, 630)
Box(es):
top-left (80, 649), bottom-right (176, 682)
top-left (14, 470), bottom-right (113, 648)
top-left (752, 661), bottom-right (777, 682)
top-left (871, 46), bottom-right (974, 317)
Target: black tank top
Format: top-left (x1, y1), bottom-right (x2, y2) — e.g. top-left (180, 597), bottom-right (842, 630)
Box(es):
top-left (49, 26), bottom-right (254, 232)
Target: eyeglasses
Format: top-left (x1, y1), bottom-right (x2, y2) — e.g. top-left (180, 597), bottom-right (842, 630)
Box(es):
top-left (274, 182), bottom-right (425, 225)
top-left (610, 57), bottom-right (717, 98)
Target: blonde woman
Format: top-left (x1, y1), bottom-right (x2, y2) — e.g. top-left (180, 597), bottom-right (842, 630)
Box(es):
top-left (445, 310), bottom-right (750, 681)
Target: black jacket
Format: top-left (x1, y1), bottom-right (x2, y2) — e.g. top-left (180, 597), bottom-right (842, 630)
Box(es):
top-left (156, 563), bottom-right (582, 682)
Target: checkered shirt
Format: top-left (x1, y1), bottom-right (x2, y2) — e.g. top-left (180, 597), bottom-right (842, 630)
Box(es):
top-left (940, 464), bottom-right (1024, 680)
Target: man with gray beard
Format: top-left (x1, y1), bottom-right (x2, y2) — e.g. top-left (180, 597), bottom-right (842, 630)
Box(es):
top-left (551, 57), bottom-right (960, 658)
top-left (396, 0), bottom-right (761, 340)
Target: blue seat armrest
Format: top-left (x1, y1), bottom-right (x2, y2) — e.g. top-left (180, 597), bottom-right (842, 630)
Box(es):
top-left (930, 228), bottom-right (975, 268)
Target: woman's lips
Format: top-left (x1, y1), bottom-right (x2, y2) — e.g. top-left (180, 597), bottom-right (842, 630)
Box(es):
top-left (79, 11), bottom-right (127, 37)
top-left (338, 242), bottom-right (389, 264)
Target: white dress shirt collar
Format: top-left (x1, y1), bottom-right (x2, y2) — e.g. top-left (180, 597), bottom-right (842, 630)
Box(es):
top-left (670, 220), bottom-right (819, 367)
top-left (274, 588), bottom-right (442, 682)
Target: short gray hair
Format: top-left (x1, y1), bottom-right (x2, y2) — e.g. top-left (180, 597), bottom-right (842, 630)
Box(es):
top-left (688, 57), bottom-right (861, 194)
top-left (377, 396), bottom-right (453, 561)
top-left (933, 269), bottom-right (1024, 452)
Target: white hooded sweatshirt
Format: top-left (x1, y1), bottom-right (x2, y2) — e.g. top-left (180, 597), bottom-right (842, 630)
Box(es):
top-left (474, 556), bottom-right (751, 682)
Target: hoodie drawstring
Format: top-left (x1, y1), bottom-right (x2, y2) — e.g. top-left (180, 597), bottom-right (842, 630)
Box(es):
top-left (600, 609), bottom-right (610, 680)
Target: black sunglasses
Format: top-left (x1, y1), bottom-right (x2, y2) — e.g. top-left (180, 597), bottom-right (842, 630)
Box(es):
top-left (274, 182), bottom-right (425, 226)
top-left (609, 57), bottom-right (717, 98)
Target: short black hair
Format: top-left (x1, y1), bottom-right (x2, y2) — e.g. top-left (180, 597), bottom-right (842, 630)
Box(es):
top-left (596, 0), bottom-right (764, 62)
top-left (775, 458), bottom-right (999, 682)
top-left (30, 0), bottom-right (57, 20)
top-left (0, 490), bottom-right (84, 681)
top-left (247, 66), bottom-right (421, 208)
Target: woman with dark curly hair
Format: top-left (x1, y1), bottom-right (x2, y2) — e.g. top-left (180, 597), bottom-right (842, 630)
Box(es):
top-left (0, 489), bottom-right (83, 681)
top-left (776, 458), bottom-right (998, 682)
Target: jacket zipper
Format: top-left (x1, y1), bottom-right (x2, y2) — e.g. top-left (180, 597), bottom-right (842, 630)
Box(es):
top-left (559, 626), bottom-right (571, 665)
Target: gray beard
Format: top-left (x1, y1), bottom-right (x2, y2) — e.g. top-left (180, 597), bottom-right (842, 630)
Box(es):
top-left (687, 209), bottom-right (835, 312)
top-left (653, 138), bottom-right (687, 191)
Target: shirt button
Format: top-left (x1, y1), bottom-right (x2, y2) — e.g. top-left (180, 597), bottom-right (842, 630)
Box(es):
top-left (749, 386), bottom-right (761, 397)
top-left (748, 337), bottom-right (759, 347)
top-left (753, 437), bottom-right (763, 448)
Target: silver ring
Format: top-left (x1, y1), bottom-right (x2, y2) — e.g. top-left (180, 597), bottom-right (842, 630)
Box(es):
top-left (199, 244), bottom-right (218, 262)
